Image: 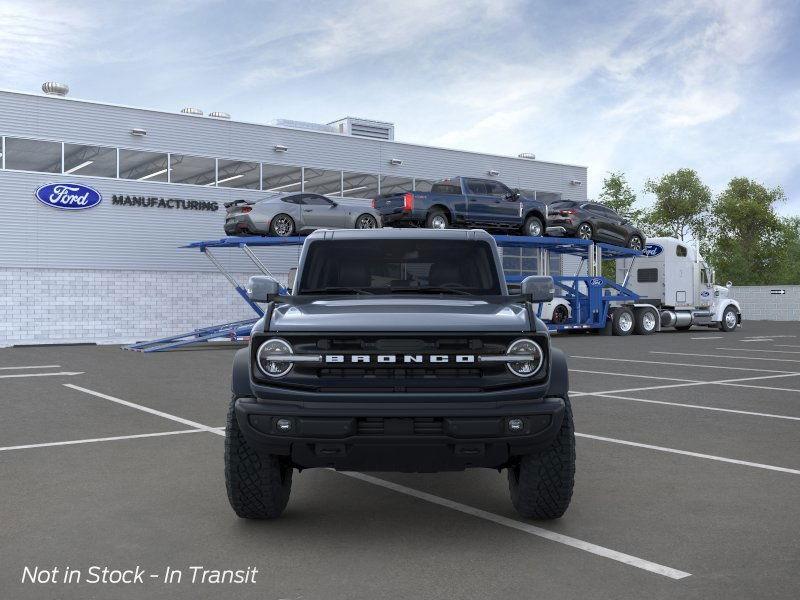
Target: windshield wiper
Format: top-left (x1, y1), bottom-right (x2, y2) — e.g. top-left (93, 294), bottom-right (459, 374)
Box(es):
top-left (390, 286), bottom-right (474, 296)
top-left (300, 287), bottom-right (375, 295)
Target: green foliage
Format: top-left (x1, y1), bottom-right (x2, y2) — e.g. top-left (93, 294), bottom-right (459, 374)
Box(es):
top-left (705, 178), bottom-right (793, 285)
top-left (598, 172), bottom-right (642, 222)
top-left (642, 169), bottom-right (711, 241)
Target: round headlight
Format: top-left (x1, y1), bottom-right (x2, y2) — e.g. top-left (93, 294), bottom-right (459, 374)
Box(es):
top-left (256, 338), bottom-right (293, 378)
top-left (506, 338), bottom-right (544, 378)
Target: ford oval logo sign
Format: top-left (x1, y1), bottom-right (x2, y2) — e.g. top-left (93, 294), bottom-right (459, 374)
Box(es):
top-left (642, 244), bottom-right (663, 257)
top-left (588, 277), bottom-right (603, 287)
top-left (35, 183), bottom-right (102, 210)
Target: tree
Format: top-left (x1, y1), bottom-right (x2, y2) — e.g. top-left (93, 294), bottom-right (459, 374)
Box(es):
top-left (598, 171), bottom-right (641, 221)
top-left (642, 169), bottom-right (711, 241)
top-left (706, 178), bottom-right (789, 285)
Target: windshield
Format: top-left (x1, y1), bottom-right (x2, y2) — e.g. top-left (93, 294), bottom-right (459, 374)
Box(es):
top-left (298, 239), bottom-right (502, 295)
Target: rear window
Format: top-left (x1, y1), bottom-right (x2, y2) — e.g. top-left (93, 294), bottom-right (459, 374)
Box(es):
top-left (298, 239), bottom-right (501, 295)
top-left (637, 268), bottom-right (659, 283)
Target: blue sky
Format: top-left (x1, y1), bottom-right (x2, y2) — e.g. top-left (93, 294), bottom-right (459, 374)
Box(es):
top-left (2, 0), bottom-right (799, 212)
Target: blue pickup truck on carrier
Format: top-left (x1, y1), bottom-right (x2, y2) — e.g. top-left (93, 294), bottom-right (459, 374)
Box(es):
top-left (373, 177), bottom-right (553, 236)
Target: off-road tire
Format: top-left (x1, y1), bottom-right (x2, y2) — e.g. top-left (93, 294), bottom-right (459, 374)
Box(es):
top-left (225, 396), bottom-right (293, 519)
top-left (523, 215), bottom-right (544, 237)
top-left (508, 397), bottom-right (575, 519)
top-left (426, 209), bottom-right (449, 229)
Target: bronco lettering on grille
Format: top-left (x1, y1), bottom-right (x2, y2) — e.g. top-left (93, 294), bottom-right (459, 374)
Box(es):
top-left (324, 354), bottom-right (476, 364)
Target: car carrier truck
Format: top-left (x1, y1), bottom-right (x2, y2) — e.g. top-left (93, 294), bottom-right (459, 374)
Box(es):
top-left (611, 236), bottom-right (741, 334)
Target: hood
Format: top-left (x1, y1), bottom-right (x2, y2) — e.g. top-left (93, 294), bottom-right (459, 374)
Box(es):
top-left (714, 284), bottom-right (730, 298)
top-left (270, 297), bottom-right (529, 332)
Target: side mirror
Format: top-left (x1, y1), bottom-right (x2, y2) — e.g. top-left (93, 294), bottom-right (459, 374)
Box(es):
top-left (287, 267), bottom-right (297, 291)
top-left (246, 276), bottom-right (281, 303)
top-left (520, 275), bottom-right (554, 303)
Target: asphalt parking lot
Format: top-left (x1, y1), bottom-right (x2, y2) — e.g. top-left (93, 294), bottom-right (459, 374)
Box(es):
top-left (2, 321), bottom-right (799, 599)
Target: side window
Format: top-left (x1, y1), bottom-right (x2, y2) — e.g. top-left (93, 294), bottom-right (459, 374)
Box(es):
top-left (676, 245), bottom-right (688, 257)
top-left (485, 181), bottom-right (512, 197)
top-left (466, 179), bottom-right (489, 195)
top-left (282, 195), bottom-right (302, 204)
top-left (637, 268), bottom-right (659, 283)
top-left (700, 269), bottom-right (709, 284)
top-left (302, 194), bottom-right (333, 206)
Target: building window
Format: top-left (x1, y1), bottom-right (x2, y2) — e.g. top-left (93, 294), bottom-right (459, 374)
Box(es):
top-left (342, 171), bottom-right (379, 198)
top-left (170, 154), bottom-right (216, 186)
top-left (414, 178), bottom-right (436, 192)
top-left (379, 175), bottom-right (413, 195)
top-left (119, 149), bottom-right (169, 182)
top-left (304, 168), bottom-right (342, 196)
top-left (216, 159), bottom-right (260, 189)
top-left (4, 137), bottom-right (61, 173)
top-left (63, 144), bottom-right (117, 177)
top-left (262, 163), bottom-right (302, 193)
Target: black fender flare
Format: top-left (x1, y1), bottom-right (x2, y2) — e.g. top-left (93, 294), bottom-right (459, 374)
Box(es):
top-left (545, 346), bottom-right (569, 398)
top-left (231, 347), bottom-right (253, 398)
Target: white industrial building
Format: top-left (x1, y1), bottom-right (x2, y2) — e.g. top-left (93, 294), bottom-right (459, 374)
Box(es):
top-left (0, 84), bottom-right (587, 346)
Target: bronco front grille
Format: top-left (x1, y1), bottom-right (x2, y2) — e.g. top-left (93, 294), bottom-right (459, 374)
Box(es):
top-left (319, 367), bottom-right (484, 379)
top-left (356, 417), bottom-right (444, 435)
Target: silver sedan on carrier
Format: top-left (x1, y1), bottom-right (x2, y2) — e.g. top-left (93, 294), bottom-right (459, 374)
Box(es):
top-left (224, 192), bottom-right (382, 237)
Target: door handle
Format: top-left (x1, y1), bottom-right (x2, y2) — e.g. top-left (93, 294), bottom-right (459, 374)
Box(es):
top-left (303, 209), bottom-right (312, 212)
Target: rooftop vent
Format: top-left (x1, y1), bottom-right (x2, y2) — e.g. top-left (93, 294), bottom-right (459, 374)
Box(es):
top-left (328, 117), bottom-right (394, 141)
top-left (269, 119), bottom-right (337, 134)
top-left (180, 107), bottom-right (203, 116)
top-left (208, 111), bottom-right (230, 119)
top-left (518, 152), bottom-right (536, 160)
top-left (42, 82), bottom-right (69, 96)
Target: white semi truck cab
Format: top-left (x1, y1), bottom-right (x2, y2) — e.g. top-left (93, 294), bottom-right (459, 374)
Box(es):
top-left (616, 237), bottom-right (741, 332)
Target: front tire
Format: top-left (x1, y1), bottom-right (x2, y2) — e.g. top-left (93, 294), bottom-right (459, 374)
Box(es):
top-left (225, 397), bottom-right (293, 519)
top-left (508, 397), bottom-right (575, 519)
top-left (719, 306), bottom-right (739, 332)
top-left (269, 214), bottom-right (295, 237)
top-left (522, 215), bottom-right (544, 237)
top-left (355, 213), bottom-right (378, 229)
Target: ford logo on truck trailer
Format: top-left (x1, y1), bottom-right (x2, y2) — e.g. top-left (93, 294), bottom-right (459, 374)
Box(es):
top-left (35, 183), bottom-right (102, 210)
top-left (642, 243), bottom-right (663, 257)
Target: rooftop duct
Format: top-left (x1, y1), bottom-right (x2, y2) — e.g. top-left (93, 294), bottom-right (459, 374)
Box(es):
top-left (42, 82), bottom-right (69, 96)
top-left (329, 117), bottom-right (394, 141)
top-left (209, 111), bottom-right (230, 119)
top-left (518, 152), bottom-right (536, 160)
top-left (180, 107), bottom-right (203, 116)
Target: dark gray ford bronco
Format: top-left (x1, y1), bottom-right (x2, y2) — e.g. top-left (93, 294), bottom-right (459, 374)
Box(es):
top-left (226, 228), bottom-right (575, 519)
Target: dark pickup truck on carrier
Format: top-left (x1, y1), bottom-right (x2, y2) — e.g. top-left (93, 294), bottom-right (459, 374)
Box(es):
top-left (226, 229), bottom-right (575, 520)
top-left (373, 177), bottom-right (554, 236)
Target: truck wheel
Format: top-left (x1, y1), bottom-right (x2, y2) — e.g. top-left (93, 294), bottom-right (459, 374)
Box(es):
top-left (523, 215), bottom-right (544, 237)
top-left (719, 306), bottom-right (739, 332)
top-left (225, 396), bottom-right (293, 519)
top-left (633, 308), bottom-right (657, 335)
top-left (612, 307), bottom-right (634, 336)
top-left (508, 397), bottom-right (575, 519)
top-left (426, 209), bottom-right (449, 230)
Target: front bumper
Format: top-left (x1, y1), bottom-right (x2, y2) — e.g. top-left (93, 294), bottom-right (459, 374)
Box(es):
top-left (235, 396), bottom-right (566, 472)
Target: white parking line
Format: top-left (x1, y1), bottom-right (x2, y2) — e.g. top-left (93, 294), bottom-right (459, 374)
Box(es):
top-left (64, 384), bottom-right (224, 435)
top-left (651, 351), bottom-right (800, 364)
top-left (0, 429), bottom-right (204, 453)
top-left (574, 393), bottom-right (800, 421)
top-left (776, 345), bottom-right (800, 349)
top-left (570, 355), bottom-right (797, 374)
top-left (690, 336), bottom-right (723, 340)
top-left (0, 365), bottom-right (61, 370)
top-left (572, 369), bottom-right (700, 383)
top-left (341, 471), bottom-right (691, 580)
top-left (577, 433), bottom-right (800, 475)
top-left (716, 348), bottom-right (800, 354)
top-left (0, 371), bottom-right (84, 379)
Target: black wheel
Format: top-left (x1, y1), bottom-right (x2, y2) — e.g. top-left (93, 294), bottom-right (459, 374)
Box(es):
top-left (508, 396), bottom-right (575, 519)
top-left (576, 222), bottom-right (593, 240)
top-left (719, 306), bottom-right (739, 332)
top-left (225, 397), bottom-right (293, 519)
top-left (551, 304), bottom-right (569, 324)
top-left (633, 308), bottom-right (657, 335)
top-left (627, 235), bottom-right (644, 251)
top-left (522, 215), bottom-right (544, 237)
top-left (612, 307), bottom-right (634, 336)
top-left (355, 213), bottom-right (378, 229)
top-left (269, 214), bottom-right (295, 237)
top-left (426, 209), bottom-right (449, 230)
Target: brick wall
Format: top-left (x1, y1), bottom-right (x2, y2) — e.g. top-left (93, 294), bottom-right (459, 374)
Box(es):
top-left (0, 268), bottom-right (287, 347)
top-left (729, 286), bottom-right (800, 321)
